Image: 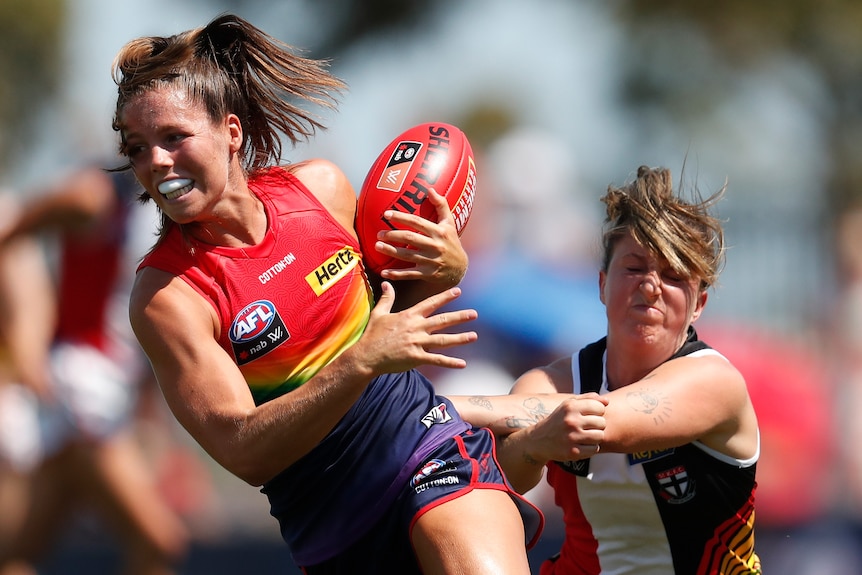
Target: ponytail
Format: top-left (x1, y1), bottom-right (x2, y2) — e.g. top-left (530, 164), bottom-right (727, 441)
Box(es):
top-left (112, 14), bottom-right (345, 173)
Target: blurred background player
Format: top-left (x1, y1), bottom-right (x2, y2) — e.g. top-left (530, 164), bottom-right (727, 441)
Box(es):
top-left (0, 164), bottom-right (190, 575)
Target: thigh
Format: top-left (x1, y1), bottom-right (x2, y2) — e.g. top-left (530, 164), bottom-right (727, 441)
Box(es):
top-left (79, 431), bottom-right (188, 562)
top-left (413, 487), bottom-right (531, 575)
top-left (407, 429), bottom-right (541, 575)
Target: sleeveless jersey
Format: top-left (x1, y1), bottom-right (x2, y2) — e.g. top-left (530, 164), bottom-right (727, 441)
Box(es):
top-left (542, 329), bottom-right (761, 575)
top-left (137, 167), bottom-right (471, 565)
top-left (139, 167), bottom-right (372, 404)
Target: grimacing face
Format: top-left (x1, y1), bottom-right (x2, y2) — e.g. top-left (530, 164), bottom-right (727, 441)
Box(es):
top-left (119, 86), bottom-right (243, 225)
top-left (600, 232), bottom-right (706, 347)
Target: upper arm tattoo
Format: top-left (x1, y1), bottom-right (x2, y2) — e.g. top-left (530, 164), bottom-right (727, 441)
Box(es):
top-left (625, 387), bottom-right (672, 425)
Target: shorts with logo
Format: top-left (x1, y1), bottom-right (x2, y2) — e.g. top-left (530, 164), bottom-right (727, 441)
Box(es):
top-left (301, 427), bottom-right (544, 574)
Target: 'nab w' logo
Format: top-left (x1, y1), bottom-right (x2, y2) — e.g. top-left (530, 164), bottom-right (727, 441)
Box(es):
top-left (229, 300), bottom-right (290, 365)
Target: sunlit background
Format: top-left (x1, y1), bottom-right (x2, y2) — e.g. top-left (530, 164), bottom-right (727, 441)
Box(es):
top-left (1, 0), bottom-right (860, 573)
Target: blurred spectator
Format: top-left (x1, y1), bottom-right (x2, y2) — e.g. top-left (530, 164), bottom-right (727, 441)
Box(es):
top-left (0, 164), bottom-right (197, 574)
top-left (448, 124), bottom-right (606, 371)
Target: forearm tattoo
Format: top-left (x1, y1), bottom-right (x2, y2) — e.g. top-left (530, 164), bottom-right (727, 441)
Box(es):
top-left (505, 397), bottom-right (552, 430)
top-left (465, 395), bottom-right (553, 429)
top-left (467, 396), bottom-right (493, 411)
top-left (625, 387), bottom-right (672, 425)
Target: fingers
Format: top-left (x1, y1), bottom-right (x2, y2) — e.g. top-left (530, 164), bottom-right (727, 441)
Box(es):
top-left (408, 285), bottom-right (473, 318)
top-left (370, 281), bottom-right (396, 315)
top-left (560, 396), bottom-right (607, 418)
top-left (360, 283), bottom-right (478, 374)
top-left (381, 188), bottom-right (453, 232)
top-left (538, 399), bottom-right (606, 461)
top-left (372, 188), bottom-right (467, 284)
top-left (377, 189), bottom-right (456, 246)
top-left (426, 187), bottom-right (454, 224)
top-left (371, 283), bottom-right (477, 327)
top-left (577, 391), bottom-right (610, 406)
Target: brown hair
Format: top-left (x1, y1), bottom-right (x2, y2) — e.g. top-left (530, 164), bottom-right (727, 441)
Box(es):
top-left (600, 165), bottom-right (726, 290)
top-left (111, 13), bottom-right (344, 174)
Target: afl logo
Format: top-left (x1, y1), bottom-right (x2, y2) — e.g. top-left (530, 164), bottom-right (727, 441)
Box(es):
top-left (228, 300), bottom-right (289, 366)
top-left (412, 458), bottom-right (446, 487)
top-left (230, 300), bottom-right (276, 343)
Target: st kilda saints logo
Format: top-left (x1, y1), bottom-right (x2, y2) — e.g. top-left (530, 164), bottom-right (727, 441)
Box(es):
top-left (656, 465), bottom-right (696, 504)
top-left (229, 300), bottom-right (289, 365)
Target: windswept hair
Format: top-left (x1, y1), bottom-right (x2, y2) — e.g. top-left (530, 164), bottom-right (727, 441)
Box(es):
top-left (111, 13), bottom-right (345, 174)
top-left (600, 165), bottom-right (726, 289)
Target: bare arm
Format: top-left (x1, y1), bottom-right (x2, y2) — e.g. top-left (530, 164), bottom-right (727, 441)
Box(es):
top-left (450, 358), bottom-right (607, 493)
top-left (0, 168), bottom-right (117, 242)
top-left (492, 352), bottom-right (758, 492)
top-left (130, 268), bottom-right (478, 487)
top-left (599, 354), bottom-right (759, 460)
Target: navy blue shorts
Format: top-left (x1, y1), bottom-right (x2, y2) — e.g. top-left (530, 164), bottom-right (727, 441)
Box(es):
top-left (300, 427), bottom-right (544, 574)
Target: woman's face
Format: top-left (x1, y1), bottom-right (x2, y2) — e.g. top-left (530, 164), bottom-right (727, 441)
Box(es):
top-left (118, 85), bottom-right (243, 225)
top-left (599, 231), bottom-right (706, 352)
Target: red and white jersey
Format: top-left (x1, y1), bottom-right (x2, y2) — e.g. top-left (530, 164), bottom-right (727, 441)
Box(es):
top-left (541, 332), bottom-right (761, 575)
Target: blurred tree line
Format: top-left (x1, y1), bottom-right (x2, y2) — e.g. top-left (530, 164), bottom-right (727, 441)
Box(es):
top-left (0, 0), bottom-right (65, 174)
top-left (615, 0), bottom-right (862, 213)
top-left (3, 0), bottom-right (862, 214)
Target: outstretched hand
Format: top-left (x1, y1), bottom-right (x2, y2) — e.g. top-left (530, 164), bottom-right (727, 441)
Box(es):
top-left (353, 281), bottom-right (477, 375)
top-left (374, 188), bottom-right (468, 287)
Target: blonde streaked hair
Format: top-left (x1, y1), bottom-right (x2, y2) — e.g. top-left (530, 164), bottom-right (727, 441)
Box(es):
top-left (600, 165), bottom-right (726, 290)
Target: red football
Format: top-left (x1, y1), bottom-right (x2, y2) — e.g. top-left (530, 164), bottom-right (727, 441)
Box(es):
top-left (355, 122), bottom-right (477, 274)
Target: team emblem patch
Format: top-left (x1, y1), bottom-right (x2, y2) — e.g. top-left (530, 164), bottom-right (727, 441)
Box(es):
top-left (420, 402), bottom-right (453, 429)
top-left (656, 465), bottom-right (696, 504)
top-left (229, 300), bottom-right (289, 365)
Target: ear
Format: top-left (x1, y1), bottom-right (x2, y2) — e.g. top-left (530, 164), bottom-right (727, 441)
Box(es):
top-left (226, 113), bottom-right (243, 154)
top-left (598, 270), bottom-right (607, 305)
top-left (690, 289), bottom-right (708, 323)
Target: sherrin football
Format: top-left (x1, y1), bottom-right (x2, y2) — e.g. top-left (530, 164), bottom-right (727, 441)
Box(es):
top-left (355, 122), bottom-right (477, 274)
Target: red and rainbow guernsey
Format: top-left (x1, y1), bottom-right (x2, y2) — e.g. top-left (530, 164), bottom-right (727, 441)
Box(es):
top-left (138, 167), bottom-right (373, 405)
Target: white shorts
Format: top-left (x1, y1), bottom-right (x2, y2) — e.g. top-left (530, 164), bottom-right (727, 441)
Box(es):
top-left (0, 342), bottom-right (142, 471)
top-left (0, 383), bottom-right (42, 472)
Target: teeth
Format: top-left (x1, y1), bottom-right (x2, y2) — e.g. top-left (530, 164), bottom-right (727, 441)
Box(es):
top-left (157, 179), bottom-right (193, 195)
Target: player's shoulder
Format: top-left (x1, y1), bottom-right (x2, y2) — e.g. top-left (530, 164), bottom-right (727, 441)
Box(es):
top-left (512, 356), bottom-right (573, 394)
top-left (666, 348), bottom-right (748, 397)
top-left (130, 266), bottom-right (215, 340)
top-left (288, 158), bottom-right (349, 190)
top-left (289, 158), bottom-right (354, 202)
